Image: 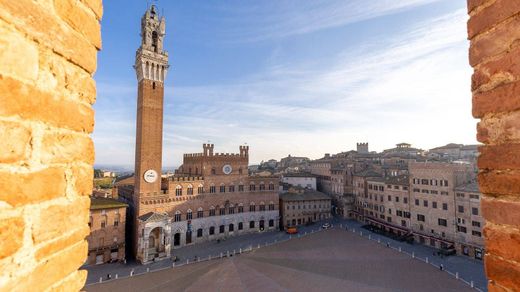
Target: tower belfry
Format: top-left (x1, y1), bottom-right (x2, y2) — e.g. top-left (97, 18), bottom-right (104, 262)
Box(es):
top-left (133, 4), bottom-right (169, 215)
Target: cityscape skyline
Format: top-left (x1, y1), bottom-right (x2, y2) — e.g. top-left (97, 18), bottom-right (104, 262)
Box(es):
top-left (93, 0), bottom-right (476, 167)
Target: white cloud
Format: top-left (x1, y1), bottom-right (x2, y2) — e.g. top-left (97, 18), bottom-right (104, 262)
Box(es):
top-left (93, 6), bottom-right (475, 167)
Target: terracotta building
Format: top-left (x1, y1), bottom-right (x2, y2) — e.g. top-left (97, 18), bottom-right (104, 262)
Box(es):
top-left (86, 197), bottom-right (128, 265)
top-left (280, 188), bottom-right (331, 229)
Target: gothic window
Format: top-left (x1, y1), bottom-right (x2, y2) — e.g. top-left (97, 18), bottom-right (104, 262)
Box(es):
top-left (238, 204), bottom-right (244, 213)
top-left (174, 211), bottom-right (181, 222)
top-left (186, 209), bottom-right (193, 220)
top-left (175, 185), bottom-right (182, 196)
top-left (209, 185), bottom-right (216, 193)
top-left (197, 207), bottom-right (204, 218)
top-left (238, 222), bottom-right (243, 230)
top-left (228, 185), bottom-right (235, 192)
top-left (249, 202), bottom-right (256, 212)
top-left (209, 226), bottom-right (215, 235)
top-left (219, 206), bottom-right (225, 215)
top-left (269, 202), bottom-right (275, 211)
top-left (209, 206), bottom-right (215, 216)
top-left (197, 228), bottom-right (203, 238)
top-left (220, 184), bottom-right (226, 193)
top-left (197, 184), bottom-right (204, 194)
top-left (269, 183), bottom-right (274, 190)
top-left (259, 183), bottom-right (265, 191)
top-left (229, 205), bottom-right (235, 214)
top-left (238, 184), bottom-right (244, 192)
top-left (187, 185), bottom-right (193, 195)
top-left (259, 202), bottom-right (265, 211)
top-left (219, 225), bottom-right (225, 233)
top-left (249, 184), bottom-right (256, 191)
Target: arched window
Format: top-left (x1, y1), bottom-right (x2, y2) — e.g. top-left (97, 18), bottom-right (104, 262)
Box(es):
top-left (219, 205), bottom-right (225, 215)
top-left (209, 226), bottom-right (215, 235)
top-left (197, 184), bottom-right (204, 194)
top-left (269, 182), bottom-right (275, 190)
top-left (228, 185), bottom-right (235, 192)
top-left (186, 209), bottom-right (193, 220)
top-left (259, 202), bottom-right (265, 211)
top-left (174, 211), bottom-right (181, 222)
top-left (249, 202), bottom-right (256, 212)
top-left (197, 207), bottom-right (204, 218)
top-left (238, 222), bottom-right (243, 230)
top-left (249, 183), bottom-right (256, 191)
top-left (175, 185), bottom-right (182, 196)
top-left (219, 183), bottom-right (226, 193)
top-left (219, 225), bottom-right (225, 233)
top-left (229, 204), bottom-right (235, 214)
top-left (209, 206), bottom-right (215, 216)
top-left (187, 184), bottom-right (193, 195)
top-left (229, 223), bottom-right (234, 232)
top-left (269, 201), bottom-right (275, 211)
top-left (238, 184), bottom-right (244, 192)
top-left (238, 203), bottom-right (244, 213)
top-left (269, 219), bottom-right (274, 227)
top-left (209, 184), bottom-right (216, 193)
top-left (259, 182), bottom-right (265, 191)
top-left (197, 228), bottom-right (203, 238)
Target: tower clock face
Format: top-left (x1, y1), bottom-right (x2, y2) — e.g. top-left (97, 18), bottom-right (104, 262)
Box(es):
top-left (143, 169), bottom-right (158, 183)
top-left (222, 165), bottom-right (232, 175)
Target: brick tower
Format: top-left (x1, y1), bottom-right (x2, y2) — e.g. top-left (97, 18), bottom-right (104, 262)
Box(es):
top-left (133, 5), bottom-right (169, 216)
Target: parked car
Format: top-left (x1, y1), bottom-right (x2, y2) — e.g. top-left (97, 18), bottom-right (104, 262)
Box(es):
top-left (321, 223), bottom-right (331, 229)
top-left (286, 226), bottom-right (298, 234)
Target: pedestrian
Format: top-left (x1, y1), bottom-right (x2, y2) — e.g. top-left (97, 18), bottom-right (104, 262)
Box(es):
top-left (440, 264), bottom-right (444, 271)
top-left (106, 273), bottom-right (111, 280)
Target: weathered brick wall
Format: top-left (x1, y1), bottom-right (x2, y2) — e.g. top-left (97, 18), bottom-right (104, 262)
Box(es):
top-left (0, 0), bottom-right (101, 290)
top-left (467, 0), bottom-right (520, 290)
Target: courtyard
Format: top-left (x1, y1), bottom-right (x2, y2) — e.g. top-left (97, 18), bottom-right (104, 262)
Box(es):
top-left (86, 228), bottom-right (476, 291)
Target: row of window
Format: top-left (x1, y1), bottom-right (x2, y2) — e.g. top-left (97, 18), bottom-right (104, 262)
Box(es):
top-left (414, 199), bottom-right (449, 210)
top-left (412, 178), bottom-right (449, 187)
top-left (177, 220), bottom-right (276, 243)
top-left (173, 203), bottom-right (276, 222)
top-left (174, 183), bottom-right (275, 196)
top-left (412, 188), bottom-right (449, 195)
top-left (89, 214), bottom-right (120, 229)
top-left (365, 193), bottom-right (409, 204)
top-left (457, 205), bottom-right (479, 215)
top-left (286, 203), bottom-right (329, 210)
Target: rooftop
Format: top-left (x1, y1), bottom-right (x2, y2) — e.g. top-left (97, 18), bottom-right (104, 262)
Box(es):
top-left (280, 190), bottom-right (330, 201)
top-left (90, 197), bottom-right (128, 210)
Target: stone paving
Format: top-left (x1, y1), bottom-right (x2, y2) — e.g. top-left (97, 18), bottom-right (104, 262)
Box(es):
top-left (85, 227), bottom-right (480, 292)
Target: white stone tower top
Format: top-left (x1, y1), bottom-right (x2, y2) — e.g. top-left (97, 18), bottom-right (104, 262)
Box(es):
top-left (134, 5), bottom-right (169, 82)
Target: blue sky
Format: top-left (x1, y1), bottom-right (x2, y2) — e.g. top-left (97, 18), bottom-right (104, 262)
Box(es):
top-left (93, 0), bottom-right (476, 167)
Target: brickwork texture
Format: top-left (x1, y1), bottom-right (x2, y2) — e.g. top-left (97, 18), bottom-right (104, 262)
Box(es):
top-left (0, 0), bottom-right (101, 291)
top-left (468, 0), bottom-right (520, 291)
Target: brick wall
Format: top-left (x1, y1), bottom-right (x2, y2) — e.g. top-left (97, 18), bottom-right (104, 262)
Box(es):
top-left (0, 0), bottom-right (101, 290)
top-left (467, 0), bottom-right (520, 290)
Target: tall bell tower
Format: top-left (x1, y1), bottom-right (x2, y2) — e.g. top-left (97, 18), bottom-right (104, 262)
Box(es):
top-left (134, 4), bottom-right (169, 215)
